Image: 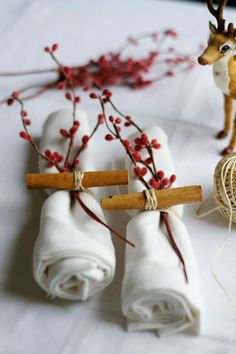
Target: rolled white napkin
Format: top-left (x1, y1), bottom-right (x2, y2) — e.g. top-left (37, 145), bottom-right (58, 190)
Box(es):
top-left (121, 126), bottom-right (201, 336)
top-left (33, 110), bottom-right (116, 300)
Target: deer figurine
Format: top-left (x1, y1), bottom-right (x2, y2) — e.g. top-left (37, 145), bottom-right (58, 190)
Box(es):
top-left (198, 0), bottom-right (236, 155)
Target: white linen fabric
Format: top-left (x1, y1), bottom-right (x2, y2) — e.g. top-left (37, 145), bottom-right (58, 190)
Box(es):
top-left (122, 126), bottom-right (202, 336)
top-left (33, 110), bottom-right (116, 300)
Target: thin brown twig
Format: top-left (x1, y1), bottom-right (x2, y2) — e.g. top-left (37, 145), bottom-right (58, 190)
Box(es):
top-left (15, 97), bottom-right (62, 172)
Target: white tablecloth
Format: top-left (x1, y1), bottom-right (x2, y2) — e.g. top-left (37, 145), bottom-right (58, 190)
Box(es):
top-left (1, 1), bottom-right (236, 353)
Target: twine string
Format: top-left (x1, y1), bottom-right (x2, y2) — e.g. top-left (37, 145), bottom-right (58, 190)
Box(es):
top-left (73, 170), bottom-right (86, 191)
top-left (144, 188), bottom-right (158, 210)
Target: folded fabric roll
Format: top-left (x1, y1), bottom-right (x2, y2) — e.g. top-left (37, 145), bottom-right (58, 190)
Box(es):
top-left (33, 110), bottom-right (116, 300)
top-left (121, 126), bottom-right (202, 336)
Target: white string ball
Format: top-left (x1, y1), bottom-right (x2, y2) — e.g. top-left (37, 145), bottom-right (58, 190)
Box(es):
top-left (214, 153), bottom-right (236, 223)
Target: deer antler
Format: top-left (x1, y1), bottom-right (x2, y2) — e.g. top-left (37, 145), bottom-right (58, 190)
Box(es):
top-left (207, 0), bottom-right (228, 32)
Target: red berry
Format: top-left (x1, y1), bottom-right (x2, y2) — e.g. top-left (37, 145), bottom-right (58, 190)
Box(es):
top-left (60, 129), bottom-right (70, 138)
top-left (166, 71), bottom-right (175, 77)
top-left (141, 133), bottom-right (148, 144)
top-left (140, 167), bottom-right (147, 176)
top-left (82, 135), bottom-right (90, 145)
top-left (109, 116), bottom-right (114, 123)
top-left (57, 81), bottom-right (66, 90)
top-left (74, 96), bottom-right (81, 104)
top-left (153, 143), bottom-right (161, 149)
top-left (123, 139), bottom-right (131, 148)
top-left (65, 92), bottom-right (72, 100)
top-left (165, 29), bottom-right (178, 38)
top-left (132, 152), bottom-right (142, 161)
top-left (150, 178), bottom-right (160, 189)
top-left (22, 110), bottom-right (27, 117)
top-left (89, 93), bottom-right (97, 99)
top-left (115, 118), bottom-right (122, 124)
top-left (102, 97), bottom-right (108, 104)
top-left (98, 114), bottom-right (104, 124)
top-left (124, 122), bottom-right (131, 127)
top-left (44, 149), bottom-right (51, 157)
top-left (170, 174), bottom-right (176, 183)
top-left (70, 126), bottom-right (78, 135)
top-left (157, 170), bottom-right (164, 180)
top-left (134, 167), bottom-right (141, 177)
top-left (145, 157), bottom-right (152, 164)
top-left (52, 152), bottom-right (59, 159)
top-left (83, 85), bottom-right (90, 91)
top-left (24, 119), bottom-right (31, 126)
top-left (7, 98), bottom-right (14, 106)
top-left (151, 139), bottom-right (161, 149)
top-left (44, 46), bottom-right (50, 53)
top-left (134, 137), bottom-right (142, 146)
top-left (105, 134), bottom-right (114, 141)
top-left (19, 131), bottom-right (32, 141)
top-left (74, 120), bottom-right (80, 127)
top-left (12, 91), bottom-right (19, 99)
top-left (52, 43), bottom-right (58, 51)
top-left (161, 178), bottom-right (169, 188)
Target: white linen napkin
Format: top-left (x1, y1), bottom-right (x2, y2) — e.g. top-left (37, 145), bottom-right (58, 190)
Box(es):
top-left (33, 110), bottom-right (116, 300)
top-left (121, 126), bottom-right (202, 336)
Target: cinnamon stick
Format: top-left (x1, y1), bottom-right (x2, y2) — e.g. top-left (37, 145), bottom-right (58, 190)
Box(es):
top-left (101, 185), bottom-right (203, 210)
top-left (26, 170), bottom-right (128, 190)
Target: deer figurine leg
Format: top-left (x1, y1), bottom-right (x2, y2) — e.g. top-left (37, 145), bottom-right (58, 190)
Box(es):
top-left (222, 113), bottom-right (236, 155)
top-left (217, 95), bottom-right (233, 139)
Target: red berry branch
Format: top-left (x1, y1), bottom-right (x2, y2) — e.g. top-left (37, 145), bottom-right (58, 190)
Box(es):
top-left (1, 29), bottom-right (199, 104)
top-left (88, 85), bottom-right (188, 282)
top-left (8, 46), bottom-right (134, 247)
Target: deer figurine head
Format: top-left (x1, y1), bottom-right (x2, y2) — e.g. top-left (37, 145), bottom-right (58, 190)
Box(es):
top-left (198, 0), bottom-right (236, 156)
top-left (198, 0), bottom-right (236, 66)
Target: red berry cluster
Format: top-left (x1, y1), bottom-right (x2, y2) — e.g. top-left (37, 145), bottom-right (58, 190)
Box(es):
top-left (60, 120), bottom-right (80, 138)
top-left (45, 149), bottom-right (64, 168)
top-left (89, 87), bottom-right (177, 192)
top-left (52, 29), bottom-right (194, 92)
top-left (134, 133), bottom-right (161, 152)
top-left (7, 91), bottom-right (20, 106)
top-left (44, 43), bottom-right (59, 53)
top-left (1, 30), bottom-right (197, 106)
top-left (149, 171), bottom-right (176, 190)
top-left (134, 166), bottom-right (148, 177)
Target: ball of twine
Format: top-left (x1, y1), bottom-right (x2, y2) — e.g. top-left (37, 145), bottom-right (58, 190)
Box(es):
top-left (214, 152), bottom-right (236, 223)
